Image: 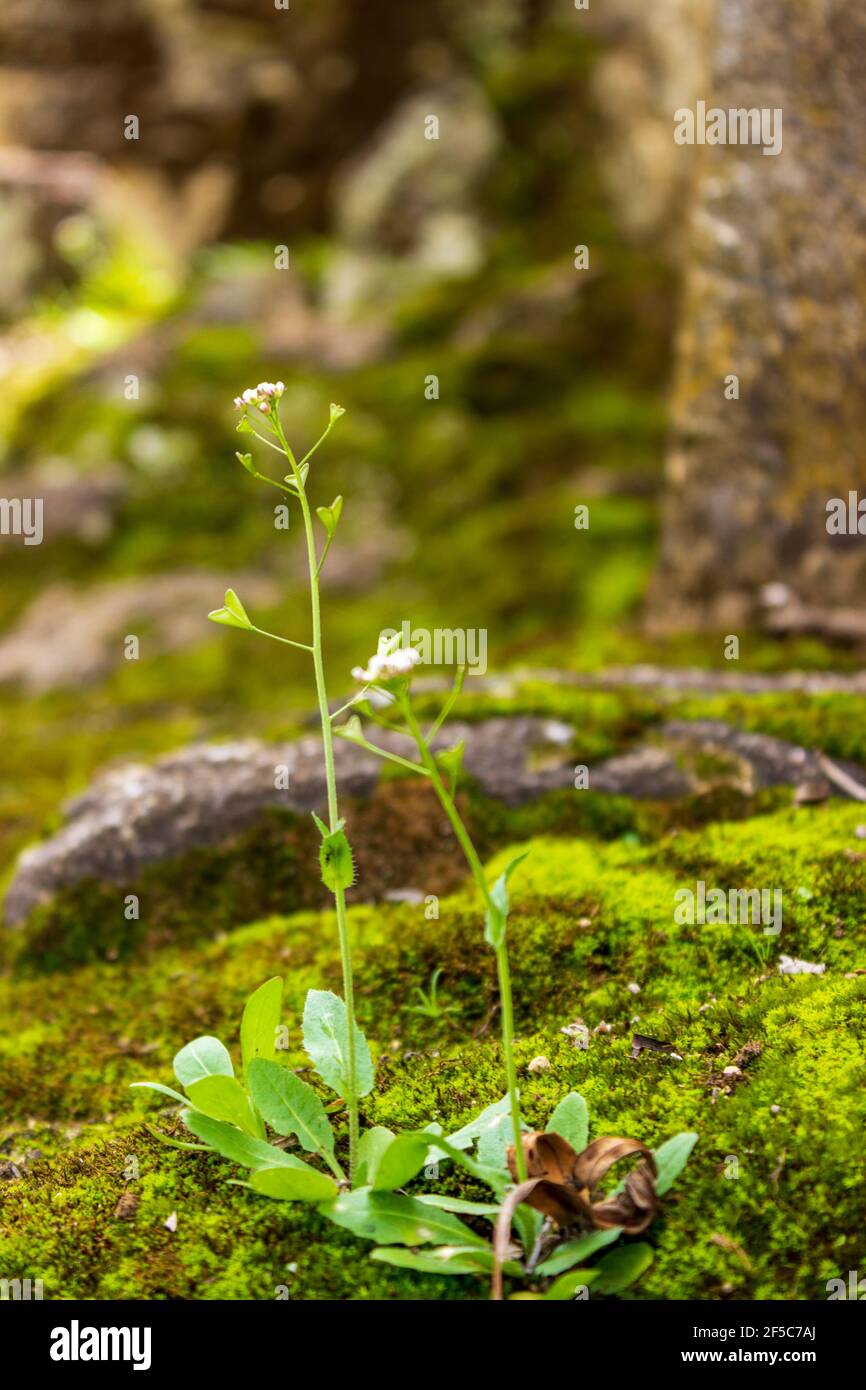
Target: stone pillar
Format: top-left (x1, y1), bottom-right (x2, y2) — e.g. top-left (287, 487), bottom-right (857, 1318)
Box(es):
top-left (647, 0), bottom-right (866, 634)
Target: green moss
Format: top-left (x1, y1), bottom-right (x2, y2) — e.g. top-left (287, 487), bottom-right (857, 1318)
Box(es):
top-left (2, 796), bottom-right (864, 1299)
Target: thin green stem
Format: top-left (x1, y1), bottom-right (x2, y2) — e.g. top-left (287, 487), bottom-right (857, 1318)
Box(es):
top-left (339, 731), bottom-right (431, 778)
top-left (426, 665), bottom-right (467, 741)
top-left (250, 626), bottom-right (313, 653)
top-left (401, 701), bottom-right (527, 1182)
top-left (271, 409), bottom-right (360, 1182)
top-left (314, 532), bottom-right (334, 580)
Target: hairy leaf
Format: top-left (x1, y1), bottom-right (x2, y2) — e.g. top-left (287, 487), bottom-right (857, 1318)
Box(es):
top-left (302, 989), bottom-right (374, 1099)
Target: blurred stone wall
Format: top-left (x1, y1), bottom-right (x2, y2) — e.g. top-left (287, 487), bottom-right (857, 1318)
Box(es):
top-left (647, 0), bottom-right (866, 632)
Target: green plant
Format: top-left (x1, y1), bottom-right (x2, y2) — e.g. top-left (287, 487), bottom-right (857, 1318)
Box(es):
top-left (403, 968), bottom-right (461, 1020)
top-left (135, 978), bottom-right (695, 1297)
top-left (207, 383), bottom-right (363, 1175)
top-left (133, 383), bottom-right (697, 1298)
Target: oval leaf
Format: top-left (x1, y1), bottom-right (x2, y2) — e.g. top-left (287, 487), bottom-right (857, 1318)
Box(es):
top-left (534, 1227), bottom-right (620, 1276)
top-left (241, 977), bottom-right (283, 1076)
top-left (544, 1268), bottom-right (600, 1300)
top-left (370, 1246), bottom-right (494, 1276)
top-left (181, 1109), bottom-right (310, 1171)
top-left (653, 1132), bottom-right (698, 1195)
top-left (302, 989), bottom-right (374, 1099)
top-left (251, 1165), bottom-right (338, 1203)
top-left (370, 1132), bottom-right (430, 1192)
top-left (319, 1189), bottom-right (487, 1248)
top-left (594, 1241), bottom-right (654, 1294)
top-left (356, 1126), bottom-right (395, 1187)
top-left (185, 1076), bottom-right (261, 1136)
top-left (548, 1092), bottom-right (589, 1153)
top-left (173, 1036), bottom-right (234, 1088)
top-left (248, 1058), bottom-right (335, 1156)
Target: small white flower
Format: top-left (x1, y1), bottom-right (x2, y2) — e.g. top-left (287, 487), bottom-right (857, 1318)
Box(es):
top-left (234, 381), bottom-right (286, 411)
top-left (352, 639), bottom-right (421, 685)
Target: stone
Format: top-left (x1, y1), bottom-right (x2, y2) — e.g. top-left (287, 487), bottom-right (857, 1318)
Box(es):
top-left (647, 0), bottom-right (866, 628)
top-left (3, 716), bottom-right (578, 924)
top-left (0, 571), bottom-right (278, 692)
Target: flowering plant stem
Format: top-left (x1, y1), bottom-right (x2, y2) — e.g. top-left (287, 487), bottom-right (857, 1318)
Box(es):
top-left (271, 411), bottom-right (360, 1182)
top-left (399, 699), bottom-right (528, 1184)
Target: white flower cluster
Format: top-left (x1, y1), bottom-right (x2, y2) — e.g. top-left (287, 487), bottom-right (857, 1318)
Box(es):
top-left (352, 644), bottom-right (421, 685)
top-left (233, 381), bottom-right (285, 413)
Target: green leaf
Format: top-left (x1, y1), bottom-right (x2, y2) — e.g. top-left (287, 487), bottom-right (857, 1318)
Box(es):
top-left (236, 416), bottom-right (254, 435)
top-left (319, 1189), bottom-right (487, 1247)
top-left (283, 462), bottom-right (309, 491)
top-left (370, 1246), bottom-right (494, 1276)
top-left (145, 1124), bottom-right (210, 1152)
top-left (181, 1109), bottom-right (311, 1171)
top-left (247, 1058), bottom-right (336, 1157)
top-left (240, 977), bottom-right (282, 1077)
top-left (420, 1132), bottom-right (508, 1195)
top-left (435, 739), bottom-right (464, 793)
top-left (548, 1091), bottom-right (589, 1153)
top-left (173, 1036), bottom-right (234, 1088)
top-left (593, 1242), bottom-right (654, 1293)
top-left (544, 1268), bottom-right (600, 1300)
top-left (370, 1132), bottom-right (430, 1192)
top-left (130, 1081), bottom-right (199, 1109)
top-left (439, 1095), bottom-right (512, 1154)
top-left (208, 588), bottom-right (253, 631)
top-left (653, 1132), bottom-right (698, 1195)
top-left (534, 1227), bottom-right (620, 1276)
top-left (484, 851), bottom-right (529, 947)
top-left (250, 1165), bottom-right (338, 1203)
top-left (414, 1194), bottom-right (500, 1219)
top-left (334, 715), bottom-right (365, 745)
top-left (302, 989), bottom-right (374, 1100)
top-left (317, 825), bottom-right (356, 891)
top-left (235, 451), bottom-right (256, 475)
top-left (356, 1126), bottom-right (396, 1187)
top-left (476, 1113), bottom-right (514, 1171)
top-left (316, 495), bottom-right (343, 539)
top-left (185, 1076), bottom-right (262, 1136)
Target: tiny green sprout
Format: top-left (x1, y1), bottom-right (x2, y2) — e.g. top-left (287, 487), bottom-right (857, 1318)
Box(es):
top-left (403, 968), bottom-right (461, 1020)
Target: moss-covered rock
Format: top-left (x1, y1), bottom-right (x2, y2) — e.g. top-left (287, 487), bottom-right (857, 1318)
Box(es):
top-left (1, 797), bottom-right (863, 1300)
